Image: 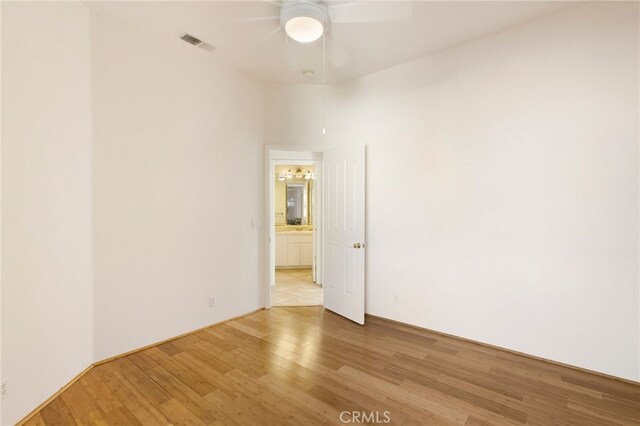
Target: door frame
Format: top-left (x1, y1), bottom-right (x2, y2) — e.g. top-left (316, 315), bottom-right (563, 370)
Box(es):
top-left (264, 146), bottom-right (324, 309)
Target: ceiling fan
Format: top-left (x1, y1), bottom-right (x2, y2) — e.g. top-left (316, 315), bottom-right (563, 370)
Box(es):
top-left (248, 0), bottom-right (414, 73)
top-left (274, 0), bottom-right (414, 42)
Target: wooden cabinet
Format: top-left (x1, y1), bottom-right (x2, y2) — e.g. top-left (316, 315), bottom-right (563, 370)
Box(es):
top-left (287, 243), bottom-right (301, 265)
top-left (276, 232), bottom-right (313, 268)
top-left (300, 243), bottom-right (313, 265)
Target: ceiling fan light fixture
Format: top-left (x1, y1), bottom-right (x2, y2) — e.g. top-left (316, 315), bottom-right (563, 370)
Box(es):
top-left (280, 1), bottom-right (329, 43)
top-left (285, 16), bottom-right (323, 42)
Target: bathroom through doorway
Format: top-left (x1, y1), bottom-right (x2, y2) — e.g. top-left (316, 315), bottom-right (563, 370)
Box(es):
top-left (271, 163), bottom-right (322, 306)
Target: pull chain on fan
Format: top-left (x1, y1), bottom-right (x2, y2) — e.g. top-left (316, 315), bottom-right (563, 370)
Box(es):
top-left (250, 0), bottom-right (414, 135)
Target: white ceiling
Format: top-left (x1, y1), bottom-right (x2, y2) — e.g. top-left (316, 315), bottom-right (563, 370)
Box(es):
top-left (85, 1), bottom-right (579, 84)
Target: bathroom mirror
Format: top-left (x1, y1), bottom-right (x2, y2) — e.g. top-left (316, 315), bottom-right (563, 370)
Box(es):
top-left (286, 183), bottom-right (310, 225)
top-left (274, 165), bottom-right (315, 226)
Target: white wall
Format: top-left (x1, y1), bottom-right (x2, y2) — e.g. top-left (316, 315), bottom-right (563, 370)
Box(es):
top-left (2, 5), bottom-right (266, 421)
top-left (264, 84), bottom-right (338, 146)
top-left (91, 13), bottom-right (265, 360)
top-left (1, 3), bottom-right (638, 425)
top-left (266, 2), bottom-right (640, 380)
top-left (1, 2), bottom-right (94, 424)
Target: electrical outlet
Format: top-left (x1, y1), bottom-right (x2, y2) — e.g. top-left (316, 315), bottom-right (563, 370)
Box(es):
top-left (393, 294), bottom-right (399, 304)
top-left (208, 297), bottom-right (216, 308)
top-left (1, 379), bottom-right (8, 400)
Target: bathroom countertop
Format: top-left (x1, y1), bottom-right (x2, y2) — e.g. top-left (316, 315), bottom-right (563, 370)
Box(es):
top-left (275, 225), bottom-right (314, 233)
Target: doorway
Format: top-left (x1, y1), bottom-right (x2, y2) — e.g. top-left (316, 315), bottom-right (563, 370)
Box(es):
top-left (265, 149), bottom-right (324, 309)
top-left (271, 164), bottom-right (322, 306)
top-left (264, 145), bottom-right (366, 324)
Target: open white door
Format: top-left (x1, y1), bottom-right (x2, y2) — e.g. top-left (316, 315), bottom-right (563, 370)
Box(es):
top-left (323, 144), bottom-right (365, 324)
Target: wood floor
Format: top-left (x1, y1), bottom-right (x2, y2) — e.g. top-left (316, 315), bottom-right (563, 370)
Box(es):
top-left (23, 307), bottom-right (640, 426)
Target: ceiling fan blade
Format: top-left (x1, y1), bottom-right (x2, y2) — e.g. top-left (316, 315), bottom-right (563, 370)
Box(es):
top-left (282, 40), bottom-right (323, 72)
top-left (263, 26), bottom-right (283, 40)
top-left (233, 0), bottom-right (280, 24)
top-left (261, 0), bottom-right (283, 6)
top-left (328, 1), bottom-right (414, 24)
top-left (233, 16), bottom-right (279, 24)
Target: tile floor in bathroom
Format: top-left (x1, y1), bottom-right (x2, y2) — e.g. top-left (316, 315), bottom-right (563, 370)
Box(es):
top-left (272, 268), bottom-right (323, 306)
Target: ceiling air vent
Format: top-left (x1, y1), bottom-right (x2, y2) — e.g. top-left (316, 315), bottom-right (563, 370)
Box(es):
top-left (180, 33), bottom-right (202, 46)
top-left (179, 33), bottom-right (216, 52)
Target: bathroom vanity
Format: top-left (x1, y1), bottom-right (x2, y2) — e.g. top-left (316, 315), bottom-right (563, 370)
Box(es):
top-left (275, 230), bottom-right (313, 268)
top-left (274, 166), bottom-right (316, 269)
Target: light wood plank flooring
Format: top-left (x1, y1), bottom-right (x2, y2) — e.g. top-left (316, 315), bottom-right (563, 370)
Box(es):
top-left (23, 307), bottom-right (640, 425)
top-left (272, 269), bottom-right (322, 306)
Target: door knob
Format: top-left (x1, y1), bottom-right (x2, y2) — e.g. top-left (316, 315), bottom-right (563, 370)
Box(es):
top-left (353, 242), bottom-right (362, 249)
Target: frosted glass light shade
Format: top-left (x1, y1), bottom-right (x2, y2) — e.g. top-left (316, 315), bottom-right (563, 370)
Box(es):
top-left (285, 16), bottom-right (324, 43)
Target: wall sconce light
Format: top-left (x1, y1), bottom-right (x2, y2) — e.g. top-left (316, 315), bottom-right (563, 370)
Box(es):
top-left (278, 167), bottom-right (313, 181)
